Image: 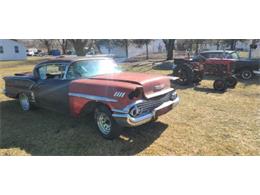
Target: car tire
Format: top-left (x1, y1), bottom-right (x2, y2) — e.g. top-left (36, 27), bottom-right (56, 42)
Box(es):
top-left (94, 105), bottom-right (122, 139)
top-left (19, 93), bottom-right (31, 111)
top-left (225, 76), bottom-right (237, 88)
top-left (173, 64), bottom-right (193, 85)
top-left (213, 79), bottom-right (227, 91)
top-left (240, 69), bottom-right (253, 80)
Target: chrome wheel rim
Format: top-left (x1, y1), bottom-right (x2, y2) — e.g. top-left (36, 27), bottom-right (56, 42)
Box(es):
top-left (97, 112), bottom-right (111, 135)
top-left (19, 94), bottom-right (30, 111)
top-left (241, 71), bottom-right (252, 80)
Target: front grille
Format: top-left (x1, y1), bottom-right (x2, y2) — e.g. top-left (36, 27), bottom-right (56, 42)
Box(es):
top-left (136, 92), bottom-right (172, 114)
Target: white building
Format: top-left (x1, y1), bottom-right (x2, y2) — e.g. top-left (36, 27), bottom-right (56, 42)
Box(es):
top-left (0, 39), bottom-right (27, 60)
top-left (100, 39), bottom-right (166, 58)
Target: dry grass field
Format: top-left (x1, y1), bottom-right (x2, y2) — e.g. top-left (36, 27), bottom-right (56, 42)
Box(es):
top-left (0, 56), bottom-right (259, 155)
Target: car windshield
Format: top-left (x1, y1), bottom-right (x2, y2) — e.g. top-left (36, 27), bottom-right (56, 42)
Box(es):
top-left (229, 52), bottom-right (239, 59)
top-left (66, 59), bottom-right (121, 79)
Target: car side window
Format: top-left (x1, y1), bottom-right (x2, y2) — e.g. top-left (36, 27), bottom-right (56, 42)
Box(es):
top-left (38, 63), bottom-right (67, 80)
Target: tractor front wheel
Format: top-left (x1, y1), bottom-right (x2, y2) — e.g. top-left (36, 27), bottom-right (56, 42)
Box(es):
top-left (225, 76), bottom-right (237, 88)
top-left (213, 79), bottom-right (227, 92)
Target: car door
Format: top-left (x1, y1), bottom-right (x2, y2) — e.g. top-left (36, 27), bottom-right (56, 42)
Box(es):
top-left (33, 62), bottom-right (71, 113)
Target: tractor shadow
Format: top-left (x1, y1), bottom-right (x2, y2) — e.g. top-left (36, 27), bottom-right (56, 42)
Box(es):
top-left (193, 86), bottom-right (226, 94)
top-left (170, 80), bottom-right (226, 94)
top-left (152, 61), bottom-right (174, 70)
top-left (0, 100), bottom-right (168, 156)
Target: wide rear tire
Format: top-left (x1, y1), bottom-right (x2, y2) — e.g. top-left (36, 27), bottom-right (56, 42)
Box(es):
top-left (173, 64), bottom-right (193, 85)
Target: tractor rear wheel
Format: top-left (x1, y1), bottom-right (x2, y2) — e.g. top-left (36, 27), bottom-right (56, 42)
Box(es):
top-left (225, 76), bottom-right (237, 88)
top-left (213, 79), bottom-right (227, 91)
top-left (193, 71), bottom-right (203, 83)
top-left (173, 64), bottom-right (193, 85)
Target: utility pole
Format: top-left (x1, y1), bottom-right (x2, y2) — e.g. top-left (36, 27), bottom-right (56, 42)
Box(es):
top-left (248, 39), bottom-right (254, 59)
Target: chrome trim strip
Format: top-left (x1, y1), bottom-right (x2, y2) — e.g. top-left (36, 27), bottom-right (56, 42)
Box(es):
top-left (68, 92), bottom-right (118, 102)
top-left (111, 108), bottom-right (128, 114)
top-left (114, 91), bottom-right (126, 98)
top-left (145, 88), bottom-right (174, 99)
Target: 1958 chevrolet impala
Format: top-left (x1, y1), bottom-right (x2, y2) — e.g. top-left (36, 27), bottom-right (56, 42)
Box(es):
top-left (3, 57), bottom-right (179, 139)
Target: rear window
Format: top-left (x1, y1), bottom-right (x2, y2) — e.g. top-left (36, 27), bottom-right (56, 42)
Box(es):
top-left (201, 52), bottom-right (223, 58)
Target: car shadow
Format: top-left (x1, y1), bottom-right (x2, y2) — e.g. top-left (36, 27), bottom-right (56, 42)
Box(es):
top-left (237, 78), bottom-right (260, 86)
top-left (0, 100), bottom-right (168, 156)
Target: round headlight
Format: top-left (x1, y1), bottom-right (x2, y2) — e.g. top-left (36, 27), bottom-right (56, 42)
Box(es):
top-left (129, 105), bottom-right (142, 117)
top-left (170, 91), bottom-right (177, 100)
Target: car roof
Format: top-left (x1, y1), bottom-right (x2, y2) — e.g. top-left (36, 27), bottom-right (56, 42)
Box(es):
top-left (200, 50), bottom-right (235, 54)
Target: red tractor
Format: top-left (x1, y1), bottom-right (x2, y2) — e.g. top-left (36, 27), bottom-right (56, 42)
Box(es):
top-left (172, 55), bottom-right (238, 91)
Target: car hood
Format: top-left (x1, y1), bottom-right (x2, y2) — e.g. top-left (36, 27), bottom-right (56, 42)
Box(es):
top-left (89, 72), bottom-right (173, 98)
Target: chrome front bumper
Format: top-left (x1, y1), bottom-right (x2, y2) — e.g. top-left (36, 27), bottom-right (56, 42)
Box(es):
top-left (112, 96), bottom-right (180, 127)
top-left (253, 69), bottom-right (260, 76)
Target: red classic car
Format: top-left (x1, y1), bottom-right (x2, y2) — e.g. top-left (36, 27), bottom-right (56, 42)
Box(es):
top-left (3, 57), bottom-right (179, 139)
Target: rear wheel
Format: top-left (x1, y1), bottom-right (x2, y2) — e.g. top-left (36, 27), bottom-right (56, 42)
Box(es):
top-left (173, 64), bottom-right (193, 85)
top-left (94, 105), bottom-right (122, 139)
top-left (225, 76), bottom-right (237, 88)
top-left (19, 93), bottom-right (31, 111)
top-left (240, 69), bottom-right (253, 80)
top-left (213, 79), bottom-right (227, 91)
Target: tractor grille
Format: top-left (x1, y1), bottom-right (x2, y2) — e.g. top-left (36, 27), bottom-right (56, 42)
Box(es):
top-left (136, 92), bottom-right (172, 114)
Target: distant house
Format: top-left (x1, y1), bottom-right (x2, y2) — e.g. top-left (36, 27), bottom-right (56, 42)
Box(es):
top-left (100, 39), bottom-right (166, 58)
top-left (0, 39), bottom-right (26, 60)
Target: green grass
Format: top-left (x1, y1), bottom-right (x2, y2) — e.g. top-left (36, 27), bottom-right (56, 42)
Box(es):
top-left (0, 57), bottom-right (260, 155)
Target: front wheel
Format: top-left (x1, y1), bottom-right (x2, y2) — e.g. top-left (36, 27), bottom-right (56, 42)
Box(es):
top-left (213, 79), bottom-right (227, 92)
top-left (225, 76), bottom-right (238, 88)
top-left (94, 105), bottom-right (122, 139)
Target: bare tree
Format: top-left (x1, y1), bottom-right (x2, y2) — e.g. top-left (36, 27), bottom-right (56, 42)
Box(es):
top-left (163, 39), bottom-right (175, 60)
top-left (58, 39), bottom-right (69, 54)
top-left (68, 39), bottom-right (94, 56)
top-left (109, 39), bottom-right (131, 58)
top-left (222, 39), bottom-right (247, 50)
top-left (38, 39), bottom-right (55, 53)
top-left (132, 39), bottom-right (152, 60)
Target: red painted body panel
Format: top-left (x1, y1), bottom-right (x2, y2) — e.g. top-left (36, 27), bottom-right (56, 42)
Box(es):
top-left (89, 72), bottom-right (171, 98)
top-left (68, 72), bottom-right (172, 116)
top-left (69, 96), bottom-right (90, 116)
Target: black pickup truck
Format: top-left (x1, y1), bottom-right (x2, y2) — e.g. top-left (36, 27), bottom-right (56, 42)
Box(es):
top-left (196, 50), bottom-right (260, 80)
